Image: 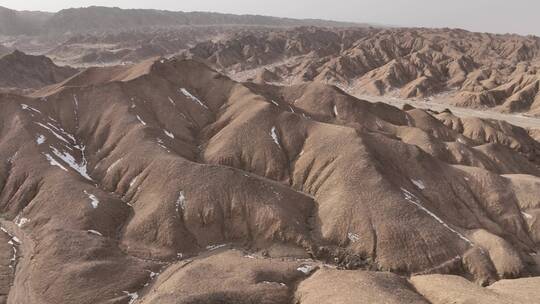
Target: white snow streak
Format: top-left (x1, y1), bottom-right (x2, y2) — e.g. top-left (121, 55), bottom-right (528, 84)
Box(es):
top-left (175, 191), bottom-right (186, 214)
top-left (206, 244), bottom-right (227, 251)
top-left (270, 100), bottom-right (279, 107)
top-left (44, 153), bottom-right (68, 171)
top-left (36, 122), bottom-right (73, 144)
top-left (270, 126), bottom-right (280, 148)
top-left (21, 104), bottom-right (41, 114)
top-left (156, 138), bottom-right (170, 152)
top-left (401, 188), bottom-right (474, 247)
top-left (107, 158), bottom-right (123, 173)
top-left (73, 95), bottom-right (80, 124)
top-left (262, 281), bottom-right (287, 286)
top-left (289, 105), bottom-right (295, 113)
top-left (88, 230), bottom-right (103, 236)
top-left (333, 105), bottom-right (338, 117)
top-left (180, 88), bottom-right (208, 109)
top-left (164, 130), bottom-right (174, 139)
top-left (136, 115), bottom-right (147, 126)
top-left (405, 114), bottom-right (412, 126)
top-left (84, 190), bottom-right (99, 209)
top-left (1, 227), bottom-right (20, 269)
top-left (129, 175), bottom-right (139, 188)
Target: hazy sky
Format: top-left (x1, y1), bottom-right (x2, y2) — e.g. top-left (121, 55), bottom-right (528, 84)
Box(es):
top-left (3, 0), bottom-right (540, 36)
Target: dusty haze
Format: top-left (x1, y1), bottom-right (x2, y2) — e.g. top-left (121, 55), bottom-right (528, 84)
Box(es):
top-left (2, 0), bottom-right (540, 36)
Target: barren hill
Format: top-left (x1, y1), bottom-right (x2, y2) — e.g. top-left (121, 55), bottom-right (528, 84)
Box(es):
top-left (0, 44), bottom-right (10, 57)
top-left (0, 50), bottom-right (77, 90)
top-left (0, 6), bottom-right (52, 35)
top-left (187, 27), bottom-right (540, 116)
top-left (0, 57), bottom-right (539, 303)
top-left (0, 6), bottom-right (364, 36)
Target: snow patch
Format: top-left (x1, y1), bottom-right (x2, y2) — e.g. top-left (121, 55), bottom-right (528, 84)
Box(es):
top-left (36, 134), bottom-right (46, 145)
top-left (522, 211), bottom-right (533, 220)
top-left (50, 146), bottom-right (93, 181)
top-left (14, 216), bottom-right (29, 227)
top-left (180, 88), bottom-right (208, 109)
top-left (175, 191), bottom-right (186, 214)
top-left (84, 190), bottom-right (99, 209)
top-left (411, 179), bottom-right (426, 190)
top-left (122, 291), bottom-right (139, 304)
top-left (270, 100), bottom-right (279, 107)
top-left (7, 151), bottom-right (18, 163)
top-left (143, 270), bottom-right (160, 286)
top-left (297, 265), bottom-right (316, 275)
top-left (148, 270), bottom-right (159, 280)
top-left (1, 227), bottom-right (20, 269)
top-left (347, 232), bottom-right (360, 243)
top-left (333, 105), bottom-right (338, 117)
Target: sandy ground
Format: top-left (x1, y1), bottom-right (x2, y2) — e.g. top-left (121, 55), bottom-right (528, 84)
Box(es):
top-left (357, 94), bottom-right (540, 129)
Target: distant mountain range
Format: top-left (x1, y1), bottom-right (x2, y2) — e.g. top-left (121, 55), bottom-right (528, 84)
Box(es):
top-left (0, 6), bottom-right (366, 35)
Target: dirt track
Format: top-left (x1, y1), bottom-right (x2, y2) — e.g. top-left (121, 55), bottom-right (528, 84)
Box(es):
top-left (357, 94), bottom-right (540, 129)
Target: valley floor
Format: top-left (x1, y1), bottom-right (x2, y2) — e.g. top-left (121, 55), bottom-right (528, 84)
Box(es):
top-left (357, 94), bottom-right (540, 130)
